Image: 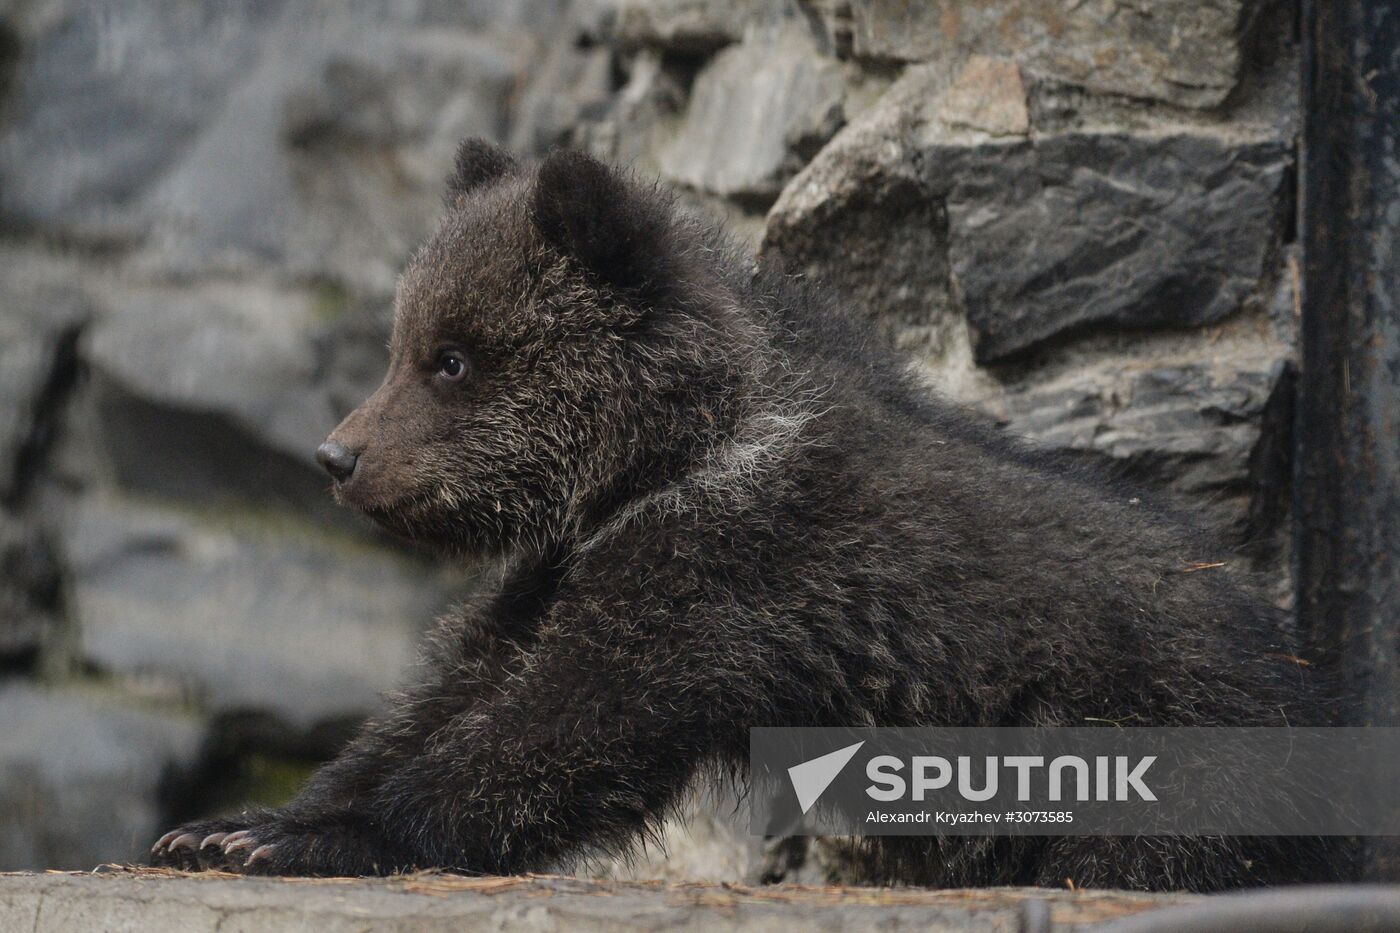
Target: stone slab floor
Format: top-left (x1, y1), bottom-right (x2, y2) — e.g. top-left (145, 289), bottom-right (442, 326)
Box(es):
top-left (0, 868), bottom-right (1191, 932)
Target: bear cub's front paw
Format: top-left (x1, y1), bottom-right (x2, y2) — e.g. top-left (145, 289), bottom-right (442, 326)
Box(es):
top-left (150, 811), bottom-right (402, 877)
top-left (149, 813), bottom-right (264, 871)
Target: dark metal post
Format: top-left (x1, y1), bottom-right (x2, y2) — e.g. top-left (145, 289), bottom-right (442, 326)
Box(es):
top-left (1297, 0), bottom-right (1400, 880)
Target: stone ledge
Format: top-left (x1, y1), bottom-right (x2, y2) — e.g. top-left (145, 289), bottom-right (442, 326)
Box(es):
top-left (0, 867), bottom-right (1192, 932)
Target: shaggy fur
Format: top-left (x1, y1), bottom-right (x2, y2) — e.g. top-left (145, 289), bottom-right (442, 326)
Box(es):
top-left (151, 141), bottom-right (1340, 890)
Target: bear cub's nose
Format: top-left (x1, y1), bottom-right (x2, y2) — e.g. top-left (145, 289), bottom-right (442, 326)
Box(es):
top-left (316, 441), bottom-right (358, 483)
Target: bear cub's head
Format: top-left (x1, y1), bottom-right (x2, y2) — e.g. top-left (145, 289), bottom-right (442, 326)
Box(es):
top-left (317, 140), bottom-right (749, 556)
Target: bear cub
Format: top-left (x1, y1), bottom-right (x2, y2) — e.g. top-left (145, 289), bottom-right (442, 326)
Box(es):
top-left (152, 140), bottom-right (1336, 890)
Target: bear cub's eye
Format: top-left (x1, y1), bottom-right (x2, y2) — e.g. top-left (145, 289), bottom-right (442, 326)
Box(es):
top-left (436, 350), bottom-right (469, 383)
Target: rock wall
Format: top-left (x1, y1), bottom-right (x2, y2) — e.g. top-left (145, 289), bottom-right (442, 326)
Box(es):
top-left (0, 0), bottom-right (1301, 878)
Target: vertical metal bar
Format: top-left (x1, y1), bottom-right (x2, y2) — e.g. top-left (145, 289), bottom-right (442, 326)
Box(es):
top-left (1297, 0), bottom-right (1400, 881)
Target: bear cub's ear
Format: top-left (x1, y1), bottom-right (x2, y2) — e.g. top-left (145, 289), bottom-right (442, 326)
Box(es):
top-left (447, 139), bottom-right (517, 198)
top-left (532, 149), bottom-right (673, 294)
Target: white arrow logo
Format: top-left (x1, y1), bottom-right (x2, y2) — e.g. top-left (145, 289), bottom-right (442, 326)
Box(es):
top-left (788, 741), bottom-right (865, 814)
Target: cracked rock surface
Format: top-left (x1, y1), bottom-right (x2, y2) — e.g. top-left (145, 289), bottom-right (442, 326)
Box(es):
top-left (0, 869), bottom-right (1194, 932)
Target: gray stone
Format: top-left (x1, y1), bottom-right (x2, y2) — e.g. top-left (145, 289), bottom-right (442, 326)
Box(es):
top-left (66, 280), bottom-right (388, 527)
top-left (576, 51), bottom-right (690, 175)
top-left (580, 48), bottom-right (774, 245)
top-left (0, 1), bottom-right (287, 242)
top-left (841, 0), bottom-right (1260, 108)
top-left (0, 521), bottom-right (61, 660)
top-left (0, 250), bottom-right (89, 664)
top-left (762, 66), bottom-right (954, 343)
top-left (0, 683), bottom-right (202, 870)
top-left (62, 492), bottom-right (461, 730)
top-left (85, 282), bottom-right (336, 468)
top-left (75, 306), bottom-right (327, 513)
top-left (508, 29), bottom-right (617, 156)
top-left (945, 132), bottom-right (1291, 362)
top-left (615, 0), bottom-right (794, 52)
top-left (660, 29), bottom-right (846, 201)
top-left (766, 171), bottom-right (949, 339)
top-left (937, 56), bottom-right (1028, 137)
top-left (0, 269), bottom-right (89, 504)
top-left (765, 67), bottom-right (1292, 363)
top-left (275, 32), bottom-right (524, 296)
top-left (991, 346), bottom-right (1292, 531)
top-left (0, 869), bottom-right (1196, 931)
top-left (0, 2), bottom-right (530, 296)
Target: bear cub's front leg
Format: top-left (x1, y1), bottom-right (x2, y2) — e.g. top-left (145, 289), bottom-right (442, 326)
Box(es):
top-left (152, 608), bottom-right (712, 877)
top-left (151, 594), bottom-right (542, 875)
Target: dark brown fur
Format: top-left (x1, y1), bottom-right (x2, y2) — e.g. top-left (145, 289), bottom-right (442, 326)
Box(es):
top-left (151, 141), bottom-right (1342, 890)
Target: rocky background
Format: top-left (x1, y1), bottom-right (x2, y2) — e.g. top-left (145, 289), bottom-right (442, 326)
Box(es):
top-left (0, 0), bottom-right (1300, 881)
